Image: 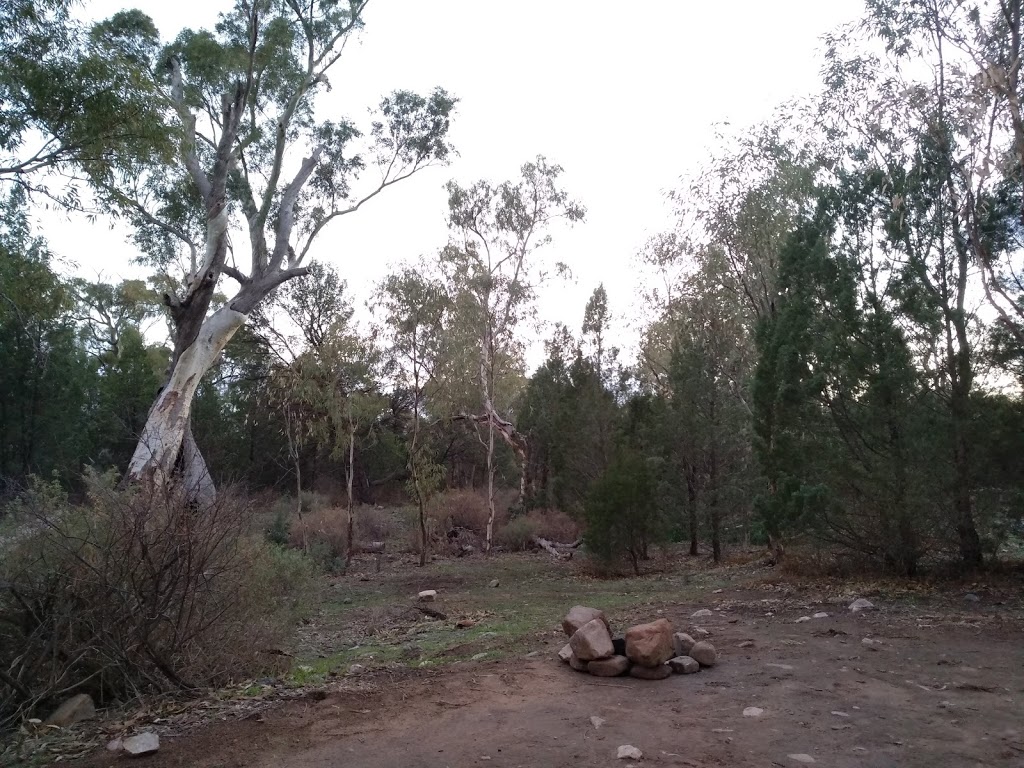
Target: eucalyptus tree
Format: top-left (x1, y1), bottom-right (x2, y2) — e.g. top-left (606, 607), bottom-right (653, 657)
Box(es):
top-left (59, 1), bottom-right (458, 502)
top-left (441, 156), bottom-right (584, 548)
top-left (377, 266), bottom-right (448, 565)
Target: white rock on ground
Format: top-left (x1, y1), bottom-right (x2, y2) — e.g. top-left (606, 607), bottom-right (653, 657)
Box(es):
top-left (417, 590), bottom-right (437, 602)
top-left (849, 598), bottom-right (876, 612)
top-left (743, 707), bottom-right (765, 717)
top-left (590, 715), bottom-right (606, 729)
top-left (617, 745), bottom-right (643, 760)
top-left (813, 612), bottom-right (829, 619)
top-left (570, 617), bottom-right (615, 661)
top-left (122, 732), bottom-right (160, 757)
top-left (690, 609), bottom-right (713, 618)
top-left (788, 754), bottom-right (816, 764)
top-left (795, 616), bottom-right (811, 623)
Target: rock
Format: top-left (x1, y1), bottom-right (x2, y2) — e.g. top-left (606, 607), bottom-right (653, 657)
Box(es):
top-left (562, 605), bottom-right (610, 636)
top-left (738, 640), bottom-right (755, 649)
top-left (617, 744), bottom-right (643, 760)
top-left (813, 612), bottom-right (829, 619)
top-left (625, 619), bottom-right (674, 667)
top-left (795, 616), bottom-right (811, 623)
top-left (713, 588), bottom-right (723, 593)
top-left (669, 655), bottom-right (699, 674)
top-left (348, 663), bottom-right (366, 675)
top-left (673, 632), bottom-right (696, 656)
top-left (418, 589), bottom-right (437, 602)
top-left (106, 738), bottom-right (123, 752)
top-left (861, 637), bottom-right (883, 649)
top-left (570, 618), bottom-right (615, 661)
top-left (43, 693), bottom-right (95, 727)
top-left (612, 637), bottom-right (626, 656)
top-left (590, 715), bottom-right (606, 729)
top-left (629, 663), bottom-right (671, 680)
top-left (848, 598), bottom-right (875, 612)
top-left (488, 579), bottom-right (500, 588)
top-left (831, 711), bottom-right (850, 717)
top-left (471, 652), bottom-right (488, 661)
top-left (788, 755), bottom-right (816, 764)
top-left (689, 640), bottom-right (717, 667)
top-left (766, 663), bottom-right (794, 671)
top-left (743, 706), bottom-right (764, 717)
top-left (690, 608), bottom-right (713, 618)
top-left (568, 653), bottom-right (589, 672)
top-left (589, 655), bottom-right (630, 677)
top-left (342, 597), bottom-right (352, 604)
top-left (122, 732), bottom-right (160, 757)
top-left (964, 592), bottom-right (980, 603)
top-left (558, 643), bottom-right (574, 663)
top-left (691, 627), bottom-right (710, 637)
top-left (525, 650), bottom-right (540, 658)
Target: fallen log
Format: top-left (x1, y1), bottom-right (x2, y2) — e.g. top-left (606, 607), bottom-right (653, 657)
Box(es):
top-left (532, 536), bottom-right (572, 560)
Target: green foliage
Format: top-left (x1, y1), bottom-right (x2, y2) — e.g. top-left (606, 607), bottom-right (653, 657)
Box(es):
top-left (584, 451), bottom-right (666, 576)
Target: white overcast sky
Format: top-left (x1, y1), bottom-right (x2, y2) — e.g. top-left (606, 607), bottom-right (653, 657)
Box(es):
top-left (45, 0), bottom-right (865, 367)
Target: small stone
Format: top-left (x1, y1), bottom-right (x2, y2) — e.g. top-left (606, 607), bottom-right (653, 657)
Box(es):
top-left (629, 663), bottom-right (671, 680)
top-left (690, 608), bottom-right (713, 618)
top-left (672, 632), bottom-right (696, 656)
top-left (562, 605), bottom-right (610, 636)
top-left (558, 643), bottom-right (573, 663)
top-left (625, 619), bottom-right (674, 667)
top-left (964, 592), bottom-right (980, 603)
top-left (570, 618), bottom-right (615, 661)
top-left (589, 655), bottom-right (631, 677)
top-left (348, 663), bottom-right (366, 675)
top-left (471, 652), bottom-right (488, 661)
top-left (488, 579), bottom-right (500, 588)
top-left (617, 744), bottom-right (643, 760)
top-left (418, 589), bottom-right (437, 602)
top-left (848, 598), bottom-right (875, 612)
top-left (795, 616), bottom-right (811, 623)
top-left (590, 715), bottom-right (606, 729)
top-left (525, 650), bottom-right (540, 658)
top-left (788, 754), bottom-right (816, 764)
top-left (713, 588), bottom-right (723, 594)
top-left (689, 640), bottom-right (717, 667)
top-left (813, 612), bottom-right (829, 619)
top-left (861, 637), bottom-right (883, 649)
top-left (669, 655), bottom-right (699, 674)
top-left (122, 732), bottom-right (160, 757)
top-left (106, 739), bottom-right (123, 752)
top-left (691, 627), bottom-right (710, 637)
top-left (766, 663), bottom-right (794, 671)
top-left (831, 711), bottom-right (850, 717)
top-left (43, 693), bottom-right (95, 727)
top-left (743, 706), bottom-right (764, 717)
top-left (568, 653), bottom-right (589, 672)
top-left (342, 597), bottom-right (352, 604)
top-left (738, 640), bottom-right (755, 649)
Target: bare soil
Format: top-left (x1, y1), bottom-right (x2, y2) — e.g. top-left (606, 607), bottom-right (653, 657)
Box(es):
top-left (59, 552), bottom-right (1024, 768)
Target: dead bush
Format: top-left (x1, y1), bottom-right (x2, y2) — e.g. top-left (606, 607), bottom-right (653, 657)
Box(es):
top-left (428, 489), bottom-right (498, 535)
top-left (496, 516), bottom-right (538, 551)
top-left (0, 472), bottom-right (314, 727)
top-left (524, 509), bottom-right (580, 543)
top-left (289, 506), bottom-right (349, 571)
top-left (354, 505), bottom-right (397, 543)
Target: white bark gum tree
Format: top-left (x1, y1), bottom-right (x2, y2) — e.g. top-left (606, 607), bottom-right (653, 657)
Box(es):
top-left (443, 157), bottom-right (584, 550)
top-left (115, 1), bottom-right (454, 501)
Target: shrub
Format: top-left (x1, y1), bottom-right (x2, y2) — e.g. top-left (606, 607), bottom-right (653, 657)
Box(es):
top-left (584, 452), bottom-right (667, 576)
top-left (496, 516), bottom-right (538, 551)
top-left (0, 472), bottom-right (314, 727)
top-left (524, 508), bottom-right (580, 543)
top-left (289, 506), bottom-right (348, 571)
top-left (428, 489), bottom-right (498, 535)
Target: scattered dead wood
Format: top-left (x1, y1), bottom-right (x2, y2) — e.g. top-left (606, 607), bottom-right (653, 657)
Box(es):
top-left (532, 536), bottom-right (573, 560)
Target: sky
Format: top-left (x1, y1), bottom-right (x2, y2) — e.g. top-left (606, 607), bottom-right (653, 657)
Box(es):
top-left (45, 0), bottom-right (866, 367)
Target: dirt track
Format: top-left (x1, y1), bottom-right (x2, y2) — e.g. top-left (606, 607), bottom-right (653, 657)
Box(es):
top-left (73, 590), bottom-right (1024, 768)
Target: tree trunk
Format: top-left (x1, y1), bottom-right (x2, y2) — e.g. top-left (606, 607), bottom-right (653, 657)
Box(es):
top-left (127, 306), bottom-right (246, 502)
top-left (686, 465), bottom-right (699, 556)
top-left (485, 413), bottom-right (496, 552)
top-left (346, 419), bottom-right (356, 560)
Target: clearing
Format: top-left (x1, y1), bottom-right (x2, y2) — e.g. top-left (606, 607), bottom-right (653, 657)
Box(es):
top-left (58, 552), bottom-right (1024, 767)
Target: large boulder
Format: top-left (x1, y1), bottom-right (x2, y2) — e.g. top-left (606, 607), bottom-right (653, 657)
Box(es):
top-left (625, 618), bottom-right (674, 668)
top-left (690, 640), bottom-right (717, 667)
top-left (562, 606), bottom-right (610, 636)
top-left (570, 617), bottom-right (614, 661)
top-left (557, 643), bottom-right (574, 663)
top-left (43, 693), bottom-right (95, 727)
top-left (568, 653), bottom-right (589, 672)
top-left (629, 663), bottom-right (672, 680)
top-left (122, 732), bottom-right (160, 757)
top-left (588, 655), bottom-right (630, 677)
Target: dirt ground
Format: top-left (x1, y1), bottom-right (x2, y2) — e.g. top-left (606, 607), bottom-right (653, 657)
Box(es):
top-left (46, 554), bottom-right (1024, 767)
